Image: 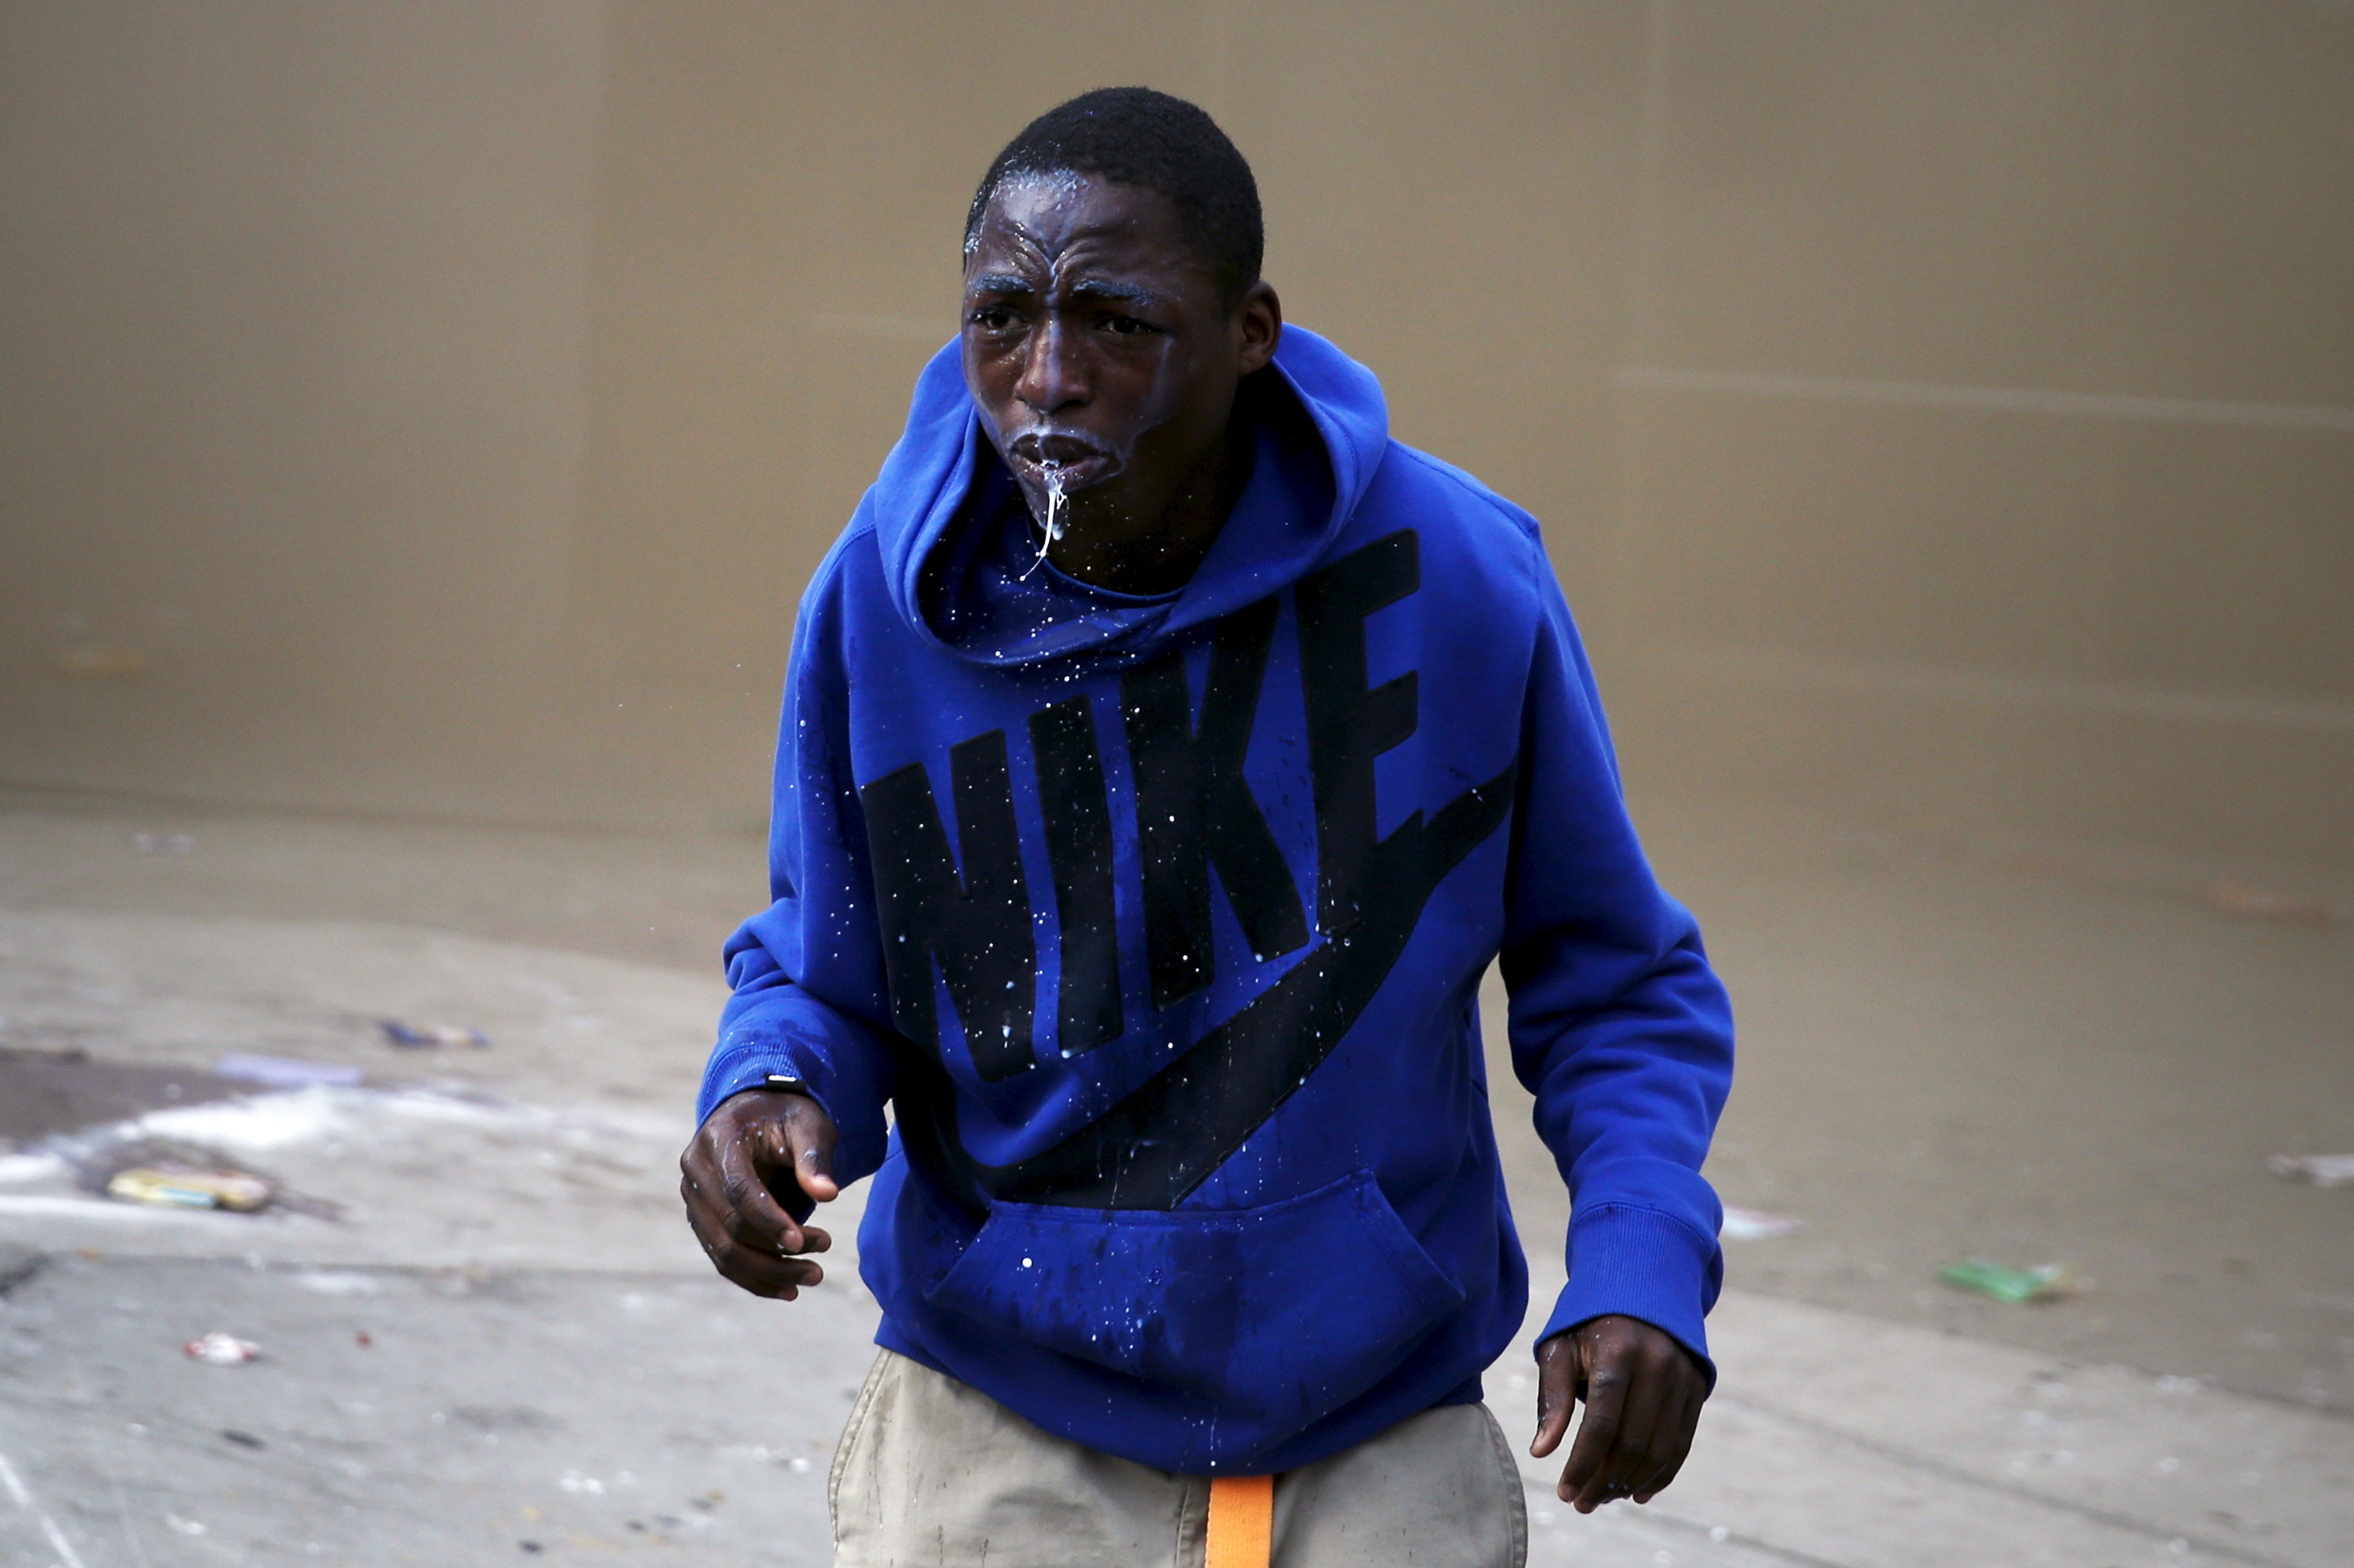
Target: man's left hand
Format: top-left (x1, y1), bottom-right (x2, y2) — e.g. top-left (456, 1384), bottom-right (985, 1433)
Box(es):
top-left (1530, 1315), bottom-right (1708, 1512)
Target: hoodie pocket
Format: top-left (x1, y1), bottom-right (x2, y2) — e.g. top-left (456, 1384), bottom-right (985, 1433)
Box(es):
top-left (922, 1170), bottom-right (1465, 1429)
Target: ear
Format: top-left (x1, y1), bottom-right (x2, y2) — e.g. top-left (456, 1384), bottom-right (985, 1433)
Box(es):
top-left (1233, 281), bottom-right (1282, 376)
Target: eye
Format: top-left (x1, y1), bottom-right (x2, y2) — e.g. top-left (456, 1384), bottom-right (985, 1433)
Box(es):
top-left (968, 305), bottom-right (1019, 332)
top-left (1100, 314), bottom-right (1160, 336)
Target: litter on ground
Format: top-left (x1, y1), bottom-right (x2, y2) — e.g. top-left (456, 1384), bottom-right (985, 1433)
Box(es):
top-left (80, 1134), bottom-right (341, 1219)
top-left (1721, 1206), bottom-right (1804, 1240)
top-left (2268, 1153), bottom-right (2354, 1189)
top-left (106, 1167), bottom-right (273, 1212)
top-left (379, 1020), bottom-right (491, 1049)
top-left (184, 1332), bottom-right (260, 1365)
top-left (1940, 1258), bottom-right (2078, 1304)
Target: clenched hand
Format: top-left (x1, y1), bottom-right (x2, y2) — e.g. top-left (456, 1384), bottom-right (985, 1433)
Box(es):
top-left (679, 1089), bottom-right (841, 1300)
top-left (1530, 1315), bottom-right (1708, 1512)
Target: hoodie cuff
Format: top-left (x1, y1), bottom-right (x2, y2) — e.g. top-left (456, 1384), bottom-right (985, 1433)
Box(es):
top-left (695, 1038), bottom-right (886, 1181)
top-left (1536, 1203), bottom-right (1721, 1389)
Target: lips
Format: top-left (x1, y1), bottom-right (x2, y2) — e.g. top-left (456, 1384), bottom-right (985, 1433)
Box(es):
top-left (1008, 431), bottom-right (1117, 488)
top-left (1027, 433), bottom-right (1105, 465)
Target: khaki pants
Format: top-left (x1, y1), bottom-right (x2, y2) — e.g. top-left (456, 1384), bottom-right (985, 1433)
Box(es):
top-left (830, 1350), bottom-right (1528, 1568)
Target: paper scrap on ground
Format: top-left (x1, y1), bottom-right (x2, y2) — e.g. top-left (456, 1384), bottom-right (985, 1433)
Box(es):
top-left (184, 1332), bottom-right (260, 1365)
top-left (2268, 1153), bottom-right (2354, 1189)
top-left (1721, 1206), bottom-right (1804, 1240)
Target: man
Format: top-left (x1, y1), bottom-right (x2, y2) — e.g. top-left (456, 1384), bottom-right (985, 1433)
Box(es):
top-left (681, 88), bottom-right (1732, 1567)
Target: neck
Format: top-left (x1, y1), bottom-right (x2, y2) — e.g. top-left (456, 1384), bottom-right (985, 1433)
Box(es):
top-left (1037, 418), bottom-right (1253, 596)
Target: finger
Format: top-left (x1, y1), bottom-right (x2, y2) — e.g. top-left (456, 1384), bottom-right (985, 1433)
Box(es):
top-left (1601, 1351), bottom-right (1670, 1501)
top-left (711, 1116), bottom-right (811, 1253)
top-left (680, 1167), bottom-right (832, 1262)
top-left (780, 1106), bottom-right (841, 1205)
top-left (683, 1189), bottom-right (828, 1297)
top-left (1632, 1378), bottom-right (1705, 1503)
top-left (1530, 1333), bottom-right (1579, 1458)
top-left (704, 1239), bottom-right (826, 1298)
top-left (1626, 1376), bottom-right (1693, 1501)
top-left (1610, 1346), bottom-right (1685, 1497)
top-left (1560, 1349), bottom-right (1631, 1511)
top-left (1610, 1328), bottom-right (1704, 1488)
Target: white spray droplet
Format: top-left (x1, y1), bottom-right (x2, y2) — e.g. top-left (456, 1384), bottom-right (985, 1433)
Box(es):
top-left (1021, 464), bottom-right (1066, 580)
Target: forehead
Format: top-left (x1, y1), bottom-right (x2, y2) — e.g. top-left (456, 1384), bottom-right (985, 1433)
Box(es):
top-left (966, 171), bottom-right (1212, 284)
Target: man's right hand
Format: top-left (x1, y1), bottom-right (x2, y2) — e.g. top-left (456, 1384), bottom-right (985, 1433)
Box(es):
top-left (679, 1088), bottom-right (840, 1300)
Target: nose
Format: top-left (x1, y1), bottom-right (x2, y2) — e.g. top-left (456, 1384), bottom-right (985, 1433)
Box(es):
top-left (1013, 315), bottom-right (1089, 415)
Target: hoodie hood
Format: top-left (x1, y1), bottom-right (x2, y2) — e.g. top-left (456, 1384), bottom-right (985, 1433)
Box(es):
top-left (865, 326), bottom-right (1390, 666)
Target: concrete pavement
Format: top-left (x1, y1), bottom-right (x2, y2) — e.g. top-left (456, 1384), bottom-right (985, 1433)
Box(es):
top-left (0, 904), bottom-right (2346, 1567)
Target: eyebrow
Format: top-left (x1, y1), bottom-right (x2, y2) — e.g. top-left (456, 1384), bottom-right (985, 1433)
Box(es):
top-left (964, 272), bottom-right (1168, 311)
top-left (1066, 279), bottom-right (1163, 309)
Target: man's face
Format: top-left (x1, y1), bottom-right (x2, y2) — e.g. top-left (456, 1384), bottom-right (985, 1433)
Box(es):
top-left (961, 171), bottom-right (1277, 533)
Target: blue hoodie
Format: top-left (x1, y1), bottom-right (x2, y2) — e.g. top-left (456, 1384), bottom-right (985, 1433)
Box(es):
top-left (699, 327), bottom-right (1733, 1475)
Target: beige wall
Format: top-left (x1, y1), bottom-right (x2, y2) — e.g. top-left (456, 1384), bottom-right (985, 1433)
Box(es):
top-left (2, 2), bottom-right (2348, 856)
top-left (0, 0), bottom-right (606, 810)
top-left (1611, 2), bottom-right (2354, 855)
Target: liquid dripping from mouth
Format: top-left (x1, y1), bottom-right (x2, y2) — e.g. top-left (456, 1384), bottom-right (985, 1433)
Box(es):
top-left (1021, 463), bottom-right (1066, 580)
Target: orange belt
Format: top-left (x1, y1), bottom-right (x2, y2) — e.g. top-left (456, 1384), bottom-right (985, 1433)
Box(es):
top-left (1204, 1474), bottom-right (1274, 1568)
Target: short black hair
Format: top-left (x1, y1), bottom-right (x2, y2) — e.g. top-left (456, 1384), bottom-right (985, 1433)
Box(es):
top-left (965, 88), bottom-right (1264, 310)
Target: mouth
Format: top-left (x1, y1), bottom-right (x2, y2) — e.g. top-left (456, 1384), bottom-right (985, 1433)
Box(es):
top-left (1008, 431), bottom-right (1118, 490)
